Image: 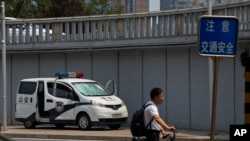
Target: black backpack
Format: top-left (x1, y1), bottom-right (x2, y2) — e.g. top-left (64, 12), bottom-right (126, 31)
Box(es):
top-left (130, 104), bottom-right (153, 137)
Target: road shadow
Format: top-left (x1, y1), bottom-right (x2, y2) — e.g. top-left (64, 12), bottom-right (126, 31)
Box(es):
top-left (10, 125), bottom-right (127, 131)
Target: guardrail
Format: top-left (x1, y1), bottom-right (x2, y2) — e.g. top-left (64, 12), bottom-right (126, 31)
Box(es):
top-left (2, 1), bottom-right (250, 45)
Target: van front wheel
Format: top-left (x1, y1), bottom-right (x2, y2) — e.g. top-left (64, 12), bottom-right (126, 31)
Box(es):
top-left (77, 113), bottom-right (92, 130)
top-left (23, 120), bottom-right (36, 129)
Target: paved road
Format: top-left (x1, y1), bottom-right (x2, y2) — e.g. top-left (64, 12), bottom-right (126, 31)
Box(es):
top-left (13, 138), bottom-right (105, 141)
top-left (1, 135), bottom-right (106, 141)
top-left (2, 126), bottom-right (230, 141)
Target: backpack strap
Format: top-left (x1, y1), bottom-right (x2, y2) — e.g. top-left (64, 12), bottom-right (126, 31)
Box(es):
top-left (145, 118), bottom-right (153, 129)
top-left (143, 103), bottom-right (152, 109)
top-left (144, 103), bottom-right (153, 130)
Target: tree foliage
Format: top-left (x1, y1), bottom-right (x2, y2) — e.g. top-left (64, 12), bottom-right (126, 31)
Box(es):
top-left (46, 0), bottom-right (86, 17)
top-left (5, 0), bottom-right (51, 18)
top-left (107, 5), bottom-right (124, 15)
top-left (31, 0), bottom-right (52, 18)
top-left (84, 0), bottom-right (124, 15)
top-left (5, 0), bottom-right (31, 18)
top-left (4, 0), bottom-right (124, 18)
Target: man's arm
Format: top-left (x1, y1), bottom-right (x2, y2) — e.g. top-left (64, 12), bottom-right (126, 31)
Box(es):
top-left (152, 114), bottom-right (176, 131)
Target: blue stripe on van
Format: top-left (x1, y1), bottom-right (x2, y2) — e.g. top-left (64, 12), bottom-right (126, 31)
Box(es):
top-left (49, 102), bottom-right (92, 122)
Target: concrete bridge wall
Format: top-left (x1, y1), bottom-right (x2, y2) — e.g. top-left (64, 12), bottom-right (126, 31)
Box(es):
top-left (0, 43), bottom-right (247, 131)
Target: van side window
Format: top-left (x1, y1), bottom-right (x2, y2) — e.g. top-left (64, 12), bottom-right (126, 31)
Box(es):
top-left (18, 82), bottom-right (37, 94)
top-left (47, 82), bottom-right (79, 101)
top-left (56, 83), bottom-right (71, 98)
top-left (47, 82), bottom-right (54, 94)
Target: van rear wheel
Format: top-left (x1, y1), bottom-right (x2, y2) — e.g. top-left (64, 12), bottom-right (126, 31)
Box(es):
top-left (108, 124), bottom-right (121, 130)
top-left (23, 120), bottom-right (36, 129)
top-left (77, 113), bottom-right (92, 130)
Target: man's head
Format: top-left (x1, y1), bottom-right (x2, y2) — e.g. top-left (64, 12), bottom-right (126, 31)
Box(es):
top-left (150, 87), bottom-right (164, 105)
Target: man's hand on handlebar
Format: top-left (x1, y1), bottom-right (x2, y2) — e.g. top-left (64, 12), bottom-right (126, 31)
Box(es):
top-left (168, 126), bottom-right (176, 132)
top-left (161, 130), bottom-right (169, 136)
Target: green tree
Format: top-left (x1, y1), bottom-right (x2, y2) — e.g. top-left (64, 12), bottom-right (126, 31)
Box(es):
top-left (108, 5), bottom-right (124, 15)
top-left (46, 0), bottom-right (86, 18)
top-left (5, 0), bottom-right (51, 18)
top-left (83, 0), bottom-right (124, 15)
top-left (31, 0), bottom-right (52, 18)
top-left (5, 0), bottom-right (31, 18)
top-left (5, 0), bottom-right (124, 18)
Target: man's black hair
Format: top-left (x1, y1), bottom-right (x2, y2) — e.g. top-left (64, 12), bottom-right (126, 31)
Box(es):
top-left (150, 87), bottom-right (163, 99)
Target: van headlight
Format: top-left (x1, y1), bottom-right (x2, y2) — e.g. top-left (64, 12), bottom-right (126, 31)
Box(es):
top-left (121, 101), bottom-right (125, 107)
top-left (90, 100), bottom-right (105, 107)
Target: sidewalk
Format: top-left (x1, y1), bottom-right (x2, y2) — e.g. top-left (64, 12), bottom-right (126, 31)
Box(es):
top-left (1, 126), bottom-right (229, 141)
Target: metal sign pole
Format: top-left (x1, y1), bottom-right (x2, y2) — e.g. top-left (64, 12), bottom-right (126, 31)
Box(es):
top-left (210, 57), bottom-right (219, 141)
top-left (1, 1), bottom-right (7, 131)
top-left (208, 0), bottom-right (212, 15)
top-left (207, 0), bottom-right (217, 141)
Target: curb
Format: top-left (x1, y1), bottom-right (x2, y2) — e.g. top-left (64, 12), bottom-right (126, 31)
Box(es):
top-left (1, 126), bottom-right (230, 141)
top-left (3, 133), bottom-right (229, 141)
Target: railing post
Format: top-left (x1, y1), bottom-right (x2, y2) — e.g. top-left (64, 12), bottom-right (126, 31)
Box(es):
top-left (118, 19), bottom-right (123, 39)
top-left (176, 14), bottom-right (182, 36)
top-left (53, 22), bottom-right (60, 41)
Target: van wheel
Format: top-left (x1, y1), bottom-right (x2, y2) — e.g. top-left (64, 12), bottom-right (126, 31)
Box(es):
top-left (77, 113), bottom-right (92, 130)
top-left (55, 124), bottom-right (65, 128)
top-left (108, 124), bottom-right (121, 130)
top-left (23, 120), bottom-right (36, 129)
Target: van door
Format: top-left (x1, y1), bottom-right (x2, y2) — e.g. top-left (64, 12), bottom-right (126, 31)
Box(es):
top-left (105, 80), bottom-right (117, 95)
top-left (16, 81), bottom-right (37, 121)
top-left (37, 81), bottom-right (46, 118)
top-left (45, 82), bottom-right (78, 123)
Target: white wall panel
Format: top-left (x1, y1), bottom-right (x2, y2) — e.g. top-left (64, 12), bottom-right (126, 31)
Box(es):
top-left (190, 47), bottom-right (210, 130)
top-left (66, 52), bottom-right (92, 79)
top-left (166, 48), bottom-right (190, 128)
top-left (143, 49), bottom-right (167, 121)
top-left (92, 51), bottom-right (118, 91)
top-left (217, 58), bottom-right (235, 131)
top-left (119, 50), bottom-right (142, 122)
top-left (40, 53), bottom-right (66, 77)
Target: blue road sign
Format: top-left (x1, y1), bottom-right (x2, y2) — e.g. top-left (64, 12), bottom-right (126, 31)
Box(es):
top-left (198, 16), bottom-right (239, 57)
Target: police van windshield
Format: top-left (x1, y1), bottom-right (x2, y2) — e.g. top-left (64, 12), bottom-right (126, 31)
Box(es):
top-left (72, 82), bottom-right (111, 96)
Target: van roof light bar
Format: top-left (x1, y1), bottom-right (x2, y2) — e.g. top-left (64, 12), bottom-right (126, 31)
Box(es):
top-left (55, 72), bottom-right (84, 79)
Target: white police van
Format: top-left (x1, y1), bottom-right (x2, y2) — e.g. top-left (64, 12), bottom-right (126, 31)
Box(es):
top-left (15, 72), bottom-right (128, 130)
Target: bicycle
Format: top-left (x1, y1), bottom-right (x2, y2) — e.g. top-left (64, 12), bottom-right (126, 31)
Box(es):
top-left (162, 131), bottom-right (176, 141)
